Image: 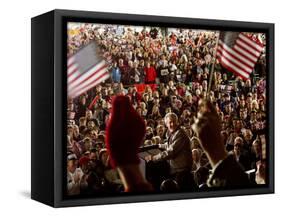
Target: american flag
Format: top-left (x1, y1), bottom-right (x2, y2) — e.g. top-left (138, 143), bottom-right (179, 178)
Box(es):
top-left (67, 41), bottom-right (110, 99)
top-left (217, 32), bottom-right (264, 80)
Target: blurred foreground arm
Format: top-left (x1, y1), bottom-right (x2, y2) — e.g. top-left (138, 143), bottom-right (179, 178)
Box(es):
top-left (192, 100), bottom-right (228, 168)
top-left (192, 100), bottom-right (250, 188)
top-left (106, 95), bottom-right (153, 192)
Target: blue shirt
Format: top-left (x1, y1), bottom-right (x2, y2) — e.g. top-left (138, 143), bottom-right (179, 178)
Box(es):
top-left (111, 67), bottom-right (121, 83)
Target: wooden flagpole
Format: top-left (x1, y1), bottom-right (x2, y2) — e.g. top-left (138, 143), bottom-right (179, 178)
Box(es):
top-left (207, 31), bottom-right (220, 97)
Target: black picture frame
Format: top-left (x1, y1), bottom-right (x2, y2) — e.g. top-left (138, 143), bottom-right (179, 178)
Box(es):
top-left (31, 9), bottom-right (274, 207)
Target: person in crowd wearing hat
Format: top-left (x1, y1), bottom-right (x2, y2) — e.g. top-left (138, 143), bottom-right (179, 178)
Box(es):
top-left (67, 154), bottom-right (85, 195)
top-left (67, 125), bottom-right (82, 159)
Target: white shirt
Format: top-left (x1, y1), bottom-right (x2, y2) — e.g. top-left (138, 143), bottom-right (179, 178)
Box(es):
top-left (67, 168), bottom-right (84, 195)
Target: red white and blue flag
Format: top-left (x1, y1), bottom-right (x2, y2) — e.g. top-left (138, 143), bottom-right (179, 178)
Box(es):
top-left (217, 32), bottom-right (264, 80)
top-left (67, 41), bottom-right (110, 99)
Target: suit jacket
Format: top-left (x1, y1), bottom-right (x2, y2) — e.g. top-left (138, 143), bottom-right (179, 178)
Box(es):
top-left (154, 127), bottom-right (192, 174)
top-left (207, 154), bottom-right (250, 188)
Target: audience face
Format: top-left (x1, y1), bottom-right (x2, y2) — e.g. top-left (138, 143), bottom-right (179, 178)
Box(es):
top-left (79, 117), bottom-right (87, 127)
top-left (67, 159), bottom-right (77, 173)
top-left (84, 139), bottom-right (93, 151)
top-left (67, 127), bottom-right (74, 139)
top-left (85, 110), bottom-right (92, 120)
top-left (100, 152), bottom-right (109, 167)
top-left (225, 104), bottom-right (232, 114)
top-left (240, 109), bottom-right (247, 120)
top-left (146, 127), bottom-right (154, 139)
top-left (73, 125), bottom-right (79, 138)
top-left (80, 162), bottom-right (90, 174)
top-left (234, 137), bottom-right (243, 156)
top-left (89, 130), bottom-right (97, 140)
top-left (192, 149), bottom-right (201, 163)
top-left (156, 125), bottom-right (165, 138)
top-left (243, 130), bottom-right (253, 143)
top-left (118, 59), bottom-right (124, 67)
top-left (165, 116), bottom-right (178, 133)
top-left (87, 121), bottom-right (95, 130)
top-left (89, 151), bottom-right (98, 161)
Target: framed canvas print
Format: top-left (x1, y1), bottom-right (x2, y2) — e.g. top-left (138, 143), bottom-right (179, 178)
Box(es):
top-left (31, 9), bottom-right (274, 207)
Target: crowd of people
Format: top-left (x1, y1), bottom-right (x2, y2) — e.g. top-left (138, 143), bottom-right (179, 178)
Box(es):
top-left (66, 23), bottom-right (267, 196)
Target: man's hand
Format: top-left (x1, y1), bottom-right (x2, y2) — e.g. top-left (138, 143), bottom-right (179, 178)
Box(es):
top-left (192, 99), bottom-right (227, 167)
top-left (192, 100), bottom-right (223, 150)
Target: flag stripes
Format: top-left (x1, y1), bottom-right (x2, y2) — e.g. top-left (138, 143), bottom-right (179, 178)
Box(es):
top-left (67, 42), bottom-right (110, 99)
top-left (217, 32), bottom-right (263, 80)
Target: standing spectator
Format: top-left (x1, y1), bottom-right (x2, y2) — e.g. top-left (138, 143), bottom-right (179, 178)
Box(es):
top-left (131, 61), bottom-right (141, 84)
top-left (255, 160), bottom-right (266, 184)
top-left (111, 61), bottom-right (121, 83)
top-left (119, 58), bottom-right (130, 85)
top-left (144, 62), bottom-right (157, 84)
top-left (242, 129), bottom-right (254, 153)
top-left (192, 148), bottom-right (202, 172)
top-left (76, 95), bottom-right (88, 119)
top-left (138, 59), bottom-right (146, 83)
top-left (250, 139), bottom-right (262, 169)
top-left (67, 154), bottom-right (85, 195)
top-left (158, 54), bottom-right (169, 83)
